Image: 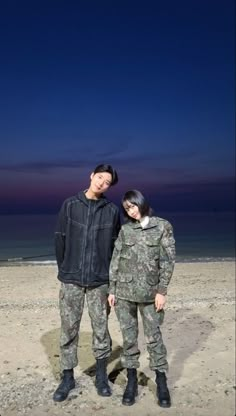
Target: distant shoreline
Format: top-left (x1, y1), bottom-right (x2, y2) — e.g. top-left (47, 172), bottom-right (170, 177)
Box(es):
top-left (0, 211), bottom-right (234, 262)
top-left (0, 256), bottom-right (235, 267)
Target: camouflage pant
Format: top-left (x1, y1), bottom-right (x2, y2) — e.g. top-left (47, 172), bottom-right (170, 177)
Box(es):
top-left (115, 299), bottom-right (168, 372)
top-left (59, 283), bottom-right (111, 371)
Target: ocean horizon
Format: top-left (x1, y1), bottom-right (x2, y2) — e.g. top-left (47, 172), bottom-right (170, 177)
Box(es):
top-left (0, 211), bottom-right (235, 265)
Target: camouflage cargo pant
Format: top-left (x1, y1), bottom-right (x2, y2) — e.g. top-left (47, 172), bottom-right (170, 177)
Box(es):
top-left (59, 283), bottom-right (111, 371)
top-left (115, 299), bottom-right (168, 372)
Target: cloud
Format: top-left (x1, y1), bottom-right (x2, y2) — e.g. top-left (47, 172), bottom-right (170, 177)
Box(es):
top-left (0, 159), bottom-right (97, 174)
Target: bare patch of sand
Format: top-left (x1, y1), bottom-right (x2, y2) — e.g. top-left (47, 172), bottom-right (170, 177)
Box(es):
top-left (0, 261), bottom-right (235, 416)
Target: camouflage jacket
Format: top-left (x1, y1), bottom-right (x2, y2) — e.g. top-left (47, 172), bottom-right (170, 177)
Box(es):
top-left (109, 216), bottom-right (175, 302)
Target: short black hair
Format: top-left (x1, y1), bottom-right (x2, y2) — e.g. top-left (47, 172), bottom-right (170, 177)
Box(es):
top-left (93, 164), bottom-right (118, 186)
top-left (122, 189), bottom-right (152, 221)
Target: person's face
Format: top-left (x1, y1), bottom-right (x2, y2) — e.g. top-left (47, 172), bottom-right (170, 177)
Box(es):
top-left (123, 201), bottom-right (142, 221)
top-left (90, 172), bottom-right (112, 195)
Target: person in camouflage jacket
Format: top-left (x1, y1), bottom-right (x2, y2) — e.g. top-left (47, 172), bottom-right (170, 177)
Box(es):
top-left (108, 190), bottom-right (175, 408)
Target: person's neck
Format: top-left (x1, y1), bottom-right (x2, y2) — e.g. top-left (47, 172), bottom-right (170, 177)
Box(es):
top-left (85, 188), bottom-right (101, 200)
top-left (139, 216), bottom-right (149, 227)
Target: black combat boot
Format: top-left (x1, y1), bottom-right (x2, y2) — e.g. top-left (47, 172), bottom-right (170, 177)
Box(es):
top-left (53, 369), bottom-right (75, 402)
top-left (155, 370), bottom-right (171, 408)
top-left (95, 358), bottom-right (112, 397)
top-left (122, 368), bottom-right (138, 406)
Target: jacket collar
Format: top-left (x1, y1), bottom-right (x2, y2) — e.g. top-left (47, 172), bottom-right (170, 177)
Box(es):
top-left (77, 190), bottom-right (109, 207)
top-left (131, 216), bottom-right (158, 230)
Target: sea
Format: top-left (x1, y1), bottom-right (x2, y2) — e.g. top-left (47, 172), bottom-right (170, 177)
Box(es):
top-left (0, 212), bottom-right (235, 265)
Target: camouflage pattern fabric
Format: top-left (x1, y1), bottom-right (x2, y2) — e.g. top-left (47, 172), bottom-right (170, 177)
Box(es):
top-left (115, 298), bottom-right (168, 371)
top-left (109, 216), bottom-right (175, 301)
top-left (59, 283), bottom-right (111, 371)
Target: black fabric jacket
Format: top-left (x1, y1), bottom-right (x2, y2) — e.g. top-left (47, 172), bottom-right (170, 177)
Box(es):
top-left (55, 191), bottom-right (120, 287)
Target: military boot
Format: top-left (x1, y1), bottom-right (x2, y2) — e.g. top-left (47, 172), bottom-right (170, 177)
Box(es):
top-left (95, 358), bottom-right (112, 397)
top-left (53, 369), bottom-right (75, 402)
top-left (122, 368), bottom-right (138, 406)
top-left (155, 370), bottom-right (171, 408)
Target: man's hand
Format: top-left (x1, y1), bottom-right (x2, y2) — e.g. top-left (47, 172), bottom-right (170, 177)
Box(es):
top-left (155, 293), bottom-right (166, 311)
top-left (108, 294), bottom-right (115, 307)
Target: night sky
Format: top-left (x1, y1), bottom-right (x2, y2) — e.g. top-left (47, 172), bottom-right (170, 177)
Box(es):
top-left (0, 0), bottom-right (234, 214)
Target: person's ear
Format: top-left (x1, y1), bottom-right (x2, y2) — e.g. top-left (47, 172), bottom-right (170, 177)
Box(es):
top-left (90, 172), bottom-right (94, 181)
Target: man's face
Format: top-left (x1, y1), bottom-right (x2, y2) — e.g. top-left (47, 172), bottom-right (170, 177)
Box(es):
top-left (90, 172), bottom-right (112, 194)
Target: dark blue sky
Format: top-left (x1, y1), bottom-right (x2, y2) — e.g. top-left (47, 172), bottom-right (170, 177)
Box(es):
top-left (0, 0), bottom-right (235, 214)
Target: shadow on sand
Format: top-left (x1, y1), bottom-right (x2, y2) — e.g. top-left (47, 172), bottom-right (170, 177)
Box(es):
top-left (40, 308), bottom-right (215, 393)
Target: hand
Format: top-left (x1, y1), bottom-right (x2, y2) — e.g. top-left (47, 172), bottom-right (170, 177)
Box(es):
top-left (108, 294), bottom-right (115, 307)
top-left (155, 293), bottom-right (166, 311)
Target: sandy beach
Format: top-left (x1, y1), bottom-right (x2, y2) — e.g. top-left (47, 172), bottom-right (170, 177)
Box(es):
top-left (0, 261), bottom-right (235, 416)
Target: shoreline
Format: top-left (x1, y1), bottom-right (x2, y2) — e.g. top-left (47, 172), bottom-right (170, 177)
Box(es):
top-left (0, 256), bottom-right (235, 267)
top-left (0, 261), bottom-right (235, 416)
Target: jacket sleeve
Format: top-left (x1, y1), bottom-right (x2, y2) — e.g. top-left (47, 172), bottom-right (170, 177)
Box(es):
top-left (158, 221), bottom-right (175, 295)
top-left (54, 200), bottom-right (67, 269)
top-left (109, 228), bottom-right (123, 295)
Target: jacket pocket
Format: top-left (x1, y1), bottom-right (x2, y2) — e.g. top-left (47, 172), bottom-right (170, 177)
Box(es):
top-left (143, 238), bottom-right (160, 285)
top-left (118, 239), bottom-right (135, 276)
top-left (146, 273), bottom-right (159, 286)
top-left (145, 237), bottom-right (160, 253)
top-left (120, 239), bottom-right (135, 259)
top-left (119, 274), bottom-right (133, 283)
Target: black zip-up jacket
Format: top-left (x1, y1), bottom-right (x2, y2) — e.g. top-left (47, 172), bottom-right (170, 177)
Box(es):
top-left (55, 191), bottom-right (121, 287)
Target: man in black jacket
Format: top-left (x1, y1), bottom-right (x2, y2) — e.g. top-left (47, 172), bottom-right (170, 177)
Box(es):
top-left (53, 164), bottom-right (120, 402)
